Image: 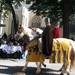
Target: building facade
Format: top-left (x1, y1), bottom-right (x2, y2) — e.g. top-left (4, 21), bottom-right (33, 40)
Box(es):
top-left (0, 4), bottom-right (46, 38)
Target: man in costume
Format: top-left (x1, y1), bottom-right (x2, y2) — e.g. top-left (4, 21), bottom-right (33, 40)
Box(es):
top-left (53, 22), bottom-right (60, 38)
top-left (42, 18), bottom-right (53, 56)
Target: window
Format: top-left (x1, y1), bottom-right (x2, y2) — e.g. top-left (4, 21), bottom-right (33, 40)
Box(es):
top-left (31, 16), bottom-right (41, 28)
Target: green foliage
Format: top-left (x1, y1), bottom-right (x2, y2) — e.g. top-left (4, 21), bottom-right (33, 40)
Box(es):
top-left (69, 14), bottom-right (75, 23)
top-left (29, 0), bottom-right (75, 24)
top-left (0, 0), bottom-right (25, 19)
top-left (26, 0), bottom-right (31, 4)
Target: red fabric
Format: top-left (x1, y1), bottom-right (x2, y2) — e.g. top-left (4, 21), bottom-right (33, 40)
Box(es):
top-left (53, 26), bottom-right (60, 38)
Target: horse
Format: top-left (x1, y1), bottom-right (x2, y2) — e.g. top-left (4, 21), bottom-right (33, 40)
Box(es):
top-left (22, 38), bottom-right (75, 75)
top-left (14, 27), bottom-right (39, 42)
top-left (15, 27), bottom-right (75, 75)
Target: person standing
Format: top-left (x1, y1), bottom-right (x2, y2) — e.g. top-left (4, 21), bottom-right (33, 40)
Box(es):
top-left (42, 17), bottom-right (53, 56)
top-left (53, 22), bottom-right (61, 38)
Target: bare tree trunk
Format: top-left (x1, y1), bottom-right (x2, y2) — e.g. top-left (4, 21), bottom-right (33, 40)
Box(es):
top-left (6, 1), bottom-right (18, 34)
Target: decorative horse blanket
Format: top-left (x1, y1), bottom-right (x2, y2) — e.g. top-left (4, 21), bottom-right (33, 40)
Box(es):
top-left (26, 38), bottom-right (70, 64)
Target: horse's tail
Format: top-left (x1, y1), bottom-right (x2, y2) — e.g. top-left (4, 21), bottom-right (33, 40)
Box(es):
top-left (70, 40), bottom-right (75, 50)
top-left (70, 41), bottom-right (75, 68)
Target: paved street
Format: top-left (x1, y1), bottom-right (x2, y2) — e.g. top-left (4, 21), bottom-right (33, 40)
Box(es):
top-left (0, 59), bottom-right (75, 75)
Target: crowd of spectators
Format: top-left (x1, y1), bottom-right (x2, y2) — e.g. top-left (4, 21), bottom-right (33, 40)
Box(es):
top-left (0, 32), bottom-right (28, 59)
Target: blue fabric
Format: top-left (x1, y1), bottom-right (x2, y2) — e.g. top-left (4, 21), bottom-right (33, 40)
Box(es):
top-left (22, 53), bottom-right (26, 59)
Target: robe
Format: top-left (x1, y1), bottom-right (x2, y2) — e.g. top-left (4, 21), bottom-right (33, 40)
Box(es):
top-left (42, 26), bottom-right (53, 56)
top-left (53, 26), bottom-right (60, 38)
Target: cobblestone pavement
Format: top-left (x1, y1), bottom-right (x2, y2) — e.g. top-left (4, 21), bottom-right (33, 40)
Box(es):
top-left (0, 59), bottom-right (75, 75)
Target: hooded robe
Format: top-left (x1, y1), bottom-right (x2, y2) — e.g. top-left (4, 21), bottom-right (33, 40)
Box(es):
top-left (42, 25), bottom-right (53, 56)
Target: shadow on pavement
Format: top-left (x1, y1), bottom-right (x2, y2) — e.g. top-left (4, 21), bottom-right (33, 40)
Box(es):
top-left (0, 65), bottom-right (23, 75)
top-left (0, 65), bottom-right (61, 75)
top-left (25, 67), bottom-right (61, 75)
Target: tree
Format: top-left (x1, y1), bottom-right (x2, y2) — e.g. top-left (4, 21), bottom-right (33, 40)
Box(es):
top-left (28, 0), bottom-right (75, 38)
top-left (0, 0), bottom-right (25, 34)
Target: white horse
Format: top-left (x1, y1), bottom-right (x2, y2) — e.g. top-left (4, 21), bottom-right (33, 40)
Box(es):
top-left (22, 38), bottom-right (75, 75)
top-left (15, 27), bottom-right (39, 41)
top-left (15, 27), bottom-right (75, 75)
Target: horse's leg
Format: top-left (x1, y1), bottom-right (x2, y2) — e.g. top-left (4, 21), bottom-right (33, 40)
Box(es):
top-left (60, 63), bottom-right (70, 75)
top-left (61, 40), bottom-right (75, 75)
top-left (41, 62), bottom-right (46, 67)
top-left (22, 61), bottom-right (29, 72)
top-left (35, 62), bottom-right (41, 74)
top-left (60, 41), bottom-right (75, 75)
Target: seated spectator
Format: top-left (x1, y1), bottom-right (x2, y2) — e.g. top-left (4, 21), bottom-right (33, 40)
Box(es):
top-left (7, 40), bottom-right (18, 58)
top-left (0, 40), bottom-right (8, 58)
top-left (15, 42), bottom-right (22, 59)
top-left (2, 32), bottom-right (7, 40)
top-left (1, 33), bottom-right (8, 44)
top-left (18, 38), bottom-right (24, 45)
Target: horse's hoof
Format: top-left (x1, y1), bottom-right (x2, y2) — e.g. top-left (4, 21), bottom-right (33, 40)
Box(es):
top-left (36, 70), bottom-right (41, 74)
top-left (67, 72), bottom-right (70, 75)
top-left (60, 72), bottom-right (70, 75)
top-left (59, 68), bottom-right (62, 71)
top-left (43, 64), bottom-right (46, 68)
top-left (36, 72), bottom-right (41, 74)
top-left (60, 73), bottom-right (63, 75)
top-left (42, 63), bottom-right (46, 68)
top-left (22, 68), bottom-right (26, 72)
